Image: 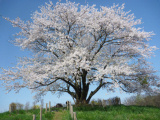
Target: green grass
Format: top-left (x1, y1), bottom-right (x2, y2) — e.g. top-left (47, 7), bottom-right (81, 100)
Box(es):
top-left (73, 105), bottom-right (160, 120)
top-left (61, 110), bottom-right (72, 120)
top-left (0, 109), bottom-right (55, 120)
top-left (1, 105), bottom-right (159, 120)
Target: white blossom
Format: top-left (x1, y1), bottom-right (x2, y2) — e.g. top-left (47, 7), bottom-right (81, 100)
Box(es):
top-left (1, 1), bottom-right (159, 103)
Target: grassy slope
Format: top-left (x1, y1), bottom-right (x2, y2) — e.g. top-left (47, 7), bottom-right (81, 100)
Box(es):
top-left (0, 109), bottom-right (54, 120)
top-left (74, 105), bottom-right (160, 120)
top-left (0, 105), bottom-right (160, 120)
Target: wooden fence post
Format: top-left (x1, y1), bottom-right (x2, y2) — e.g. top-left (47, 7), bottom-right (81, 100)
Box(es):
top-left (33, 114), bottom-right (36, 120)
top-left (40, 107), bottom-right (42, 120)
top-left (45, 103), bottom-right (48, 113)
top-left (49, 101), bottom-right (51, 112)
top-left (102, 99), bottom-right (106, 107)
top-left (9, 104), bottom-right (11, 113)
top-left (69, 102), bottom-right (71, 113)
top-left (73, 112), bottom-right (77, 120)
top-left (70, 105), bottom-right (73, 118)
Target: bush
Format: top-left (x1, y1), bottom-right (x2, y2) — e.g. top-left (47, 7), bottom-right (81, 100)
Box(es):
top-left (91, 99), bottom-right (98, 105)
top-left (90, 99), bottom-right (102, 106)
top-left (18, 110), bottom-right (25, 114)
top-left (55, 103), bottom-right (63, 108)
top-left (111, 96), bottom-right (121, 105)
top-left (32, 105), bottom-right (40, 109)
top-left (90, 97), bottom-right (121, 106)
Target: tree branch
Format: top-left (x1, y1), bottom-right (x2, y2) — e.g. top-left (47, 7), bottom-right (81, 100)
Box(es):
top-left (87, 80), bottom-right (112, 102)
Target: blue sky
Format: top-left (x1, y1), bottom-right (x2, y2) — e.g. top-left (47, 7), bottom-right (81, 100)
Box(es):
top-left (0, 0), bottom-right (160, 112)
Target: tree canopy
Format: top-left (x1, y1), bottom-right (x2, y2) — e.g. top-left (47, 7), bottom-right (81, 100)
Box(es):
top-left (0, 1), bottom-right (159, 104)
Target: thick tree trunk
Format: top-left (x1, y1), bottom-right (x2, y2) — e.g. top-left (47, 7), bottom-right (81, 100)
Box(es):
top-left (75, 98), bottom-right (89, 105)
top-left (74, 69), bottom-right (90, 105)
top-left (75, 86), bottom-right (90, 105)
top-left (71, 70), bottom-right (106, 105)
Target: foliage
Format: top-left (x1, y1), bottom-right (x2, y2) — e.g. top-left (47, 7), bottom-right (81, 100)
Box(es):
top-left (0, 1), bottom-right (159, 104)
top-left (91, 99), bottom-right (98, 105)
top-left (110, 96), bottom-right (121, 105)
top-left (124, 96), bottom-right (137, 105)
top-left (9, 103), bottom-right (17, 112)
top-left (91, 97), bottom-right (121, 106)
top-left (55, 103), bottom-right (63, 108)
top-left (32, 105), bottom-right (40, 109)
top-left (16, 103), bottom-right (24, 110)
top-left (91, 99), bottom-right (102, 106)
top-left (124, 94), bottom-right (160, 107)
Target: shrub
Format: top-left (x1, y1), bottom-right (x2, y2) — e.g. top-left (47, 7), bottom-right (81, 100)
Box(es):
top-left (56, 103), bottom-right (63, 108)
top-left (90, 99), bottom-right (103, 106)
top-left (32, 105), bottom-right (40, 109)
top-left (91, 99), bottom-right (98, 105)
top-left (111, 96), bottom-right (121, 105)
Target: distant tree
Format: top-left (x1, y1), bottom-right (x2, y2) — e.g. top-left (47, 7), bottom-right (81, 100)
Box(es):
top-left (97, 99), bottom-right (102, 106)
top-left (124, 94), bottom-right (160, 107)
top-left (32, 101), bottom-right (40, 109)
top-left (124, 96), bottom-right (137, 105)
top-left (90, 99), bottom-right (102, 106)
top-left (0, 1), bottom-right (159, 105)
top-left (33, 105), bottom-right (40, 109)
top-left (9, 103), bottom-right (17, 112)
top-left (56, 103), bottom-right (63, 108)
top-left (16, 103), bottom-right (24, 110)
top-left (24, 102), bottom-right (30, 111)
top-left (110, 96), bottom-right (121, 105)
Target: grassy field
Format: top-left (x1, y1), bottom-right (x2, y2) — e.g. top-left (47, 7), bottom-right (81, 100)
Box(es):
top-left (0, 105), bottom-right (160, 120)
top-left (73, 105), bottom-right (160, 120)
top-left (0, 109), bottom-right (55, 120)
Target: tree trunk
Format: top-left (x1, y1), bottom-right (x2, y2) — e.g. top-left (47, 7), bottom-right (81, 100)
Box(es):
top-left (74, 69), bottom-right (90, 105)
top-left (72, 70), bottom-right (105, 105)
top-left (75, 98), bottom-right (89, 105)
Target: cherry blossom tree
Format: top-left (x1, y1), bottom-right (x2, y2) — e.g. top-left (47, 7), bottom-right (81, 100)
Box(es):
top-left (0, 1), bottom-right (159, 104)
